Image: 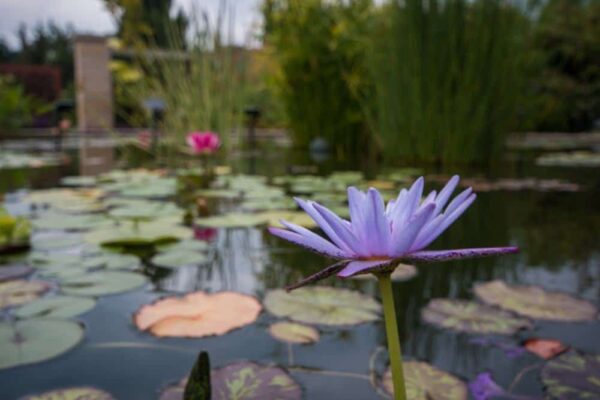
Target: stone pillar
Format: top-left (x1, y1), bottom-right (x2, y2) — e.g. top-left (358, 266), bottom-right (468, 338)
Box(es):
top-left (74, 35), bottom-right (113, 132)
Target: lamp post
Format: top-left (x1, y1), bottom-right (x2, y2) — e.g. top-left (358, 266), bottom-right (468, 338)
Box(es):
top-left (143, 97), bottom-right (166, 153)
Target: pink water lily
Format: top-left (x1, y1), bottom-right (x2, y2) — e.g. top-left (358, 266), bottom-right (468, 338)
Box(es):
top-left (269, 175), bottom-right (518, 290)
top-left (186, 131), bottom-right (220, 154)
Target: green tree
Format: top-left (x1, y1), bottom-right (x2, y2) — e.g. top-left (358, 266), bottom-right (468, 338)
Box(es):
top-left (104, 0), bottom-right (188, 48)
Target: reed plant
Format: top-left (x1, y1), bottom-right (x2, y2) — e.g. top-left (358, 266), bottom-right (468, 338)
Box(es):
top-left (367, 0), bottom-right (527, 164)
top-left (132, 4), bottom-right (245, 161)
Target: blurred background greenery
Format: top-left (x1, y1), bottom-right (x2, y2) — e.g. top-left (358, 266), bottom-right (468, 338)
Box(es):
top-left (0, 0), bottom-right (598, 164)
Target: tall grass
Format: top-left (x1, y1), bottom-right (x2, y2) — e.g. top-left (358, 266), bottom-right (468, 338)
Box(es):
top-left (133, 4), bottom-right (245, 160)
top-left (368, 0), bottom-right (527, 164)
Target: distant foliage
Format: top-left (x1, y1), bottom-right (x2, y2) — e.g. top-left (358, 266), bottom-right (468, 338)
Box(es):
top-left (0, 76), bottom-right (36, 131)
top-left (263, 0), bottom-right (377, 159)
top-left (367, 0), bottom-right (526, 164)
top-left (524, 0), bottom-right (600, 132)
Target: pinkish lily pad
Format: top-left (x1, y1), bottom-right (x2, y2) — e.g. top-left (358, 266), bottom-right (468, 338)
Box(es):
top-left (0, 280), bottom-right (52, 309)
top-left (541, 352), bottom-right (600, 400)
top-left (0, 265), bottom-right (33, 282)
top-left (422, 299), bottom-right (532, 335)
top-left (159, 361), bottom-right (302, 400)
top-left (474, 280), bottom-right (598, 322)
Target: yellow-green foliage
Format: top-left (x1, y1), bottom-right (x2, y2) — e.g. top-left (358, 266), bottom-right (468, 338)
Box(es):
top-left (0, 207), bottom-right (30, 246)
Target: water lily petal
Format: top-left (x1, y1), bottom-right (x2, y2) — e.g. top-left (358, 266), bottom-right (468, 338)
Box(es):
top-left (268, 227), bottom-right (348, 258)
top-left (390, 203), bottom-right (435, 257)
top-left (313, 203), bottom-right (364, 255)
top-left (417, 193), bottom-right (476, 248)
top-left (295, 198), bottom-right (356, 256)
top-left (348, 187), bottom-right (370, 246)
top-left (435, 175), bottom-right (460, 211)
top-left (278, 220), bottom-right (347, 258)
top-left (286, 260), bottom-right (348, 291)
top-left (404, 247), bottom-right (519, 263)
top-left (366, 188), bottom-right (391, 255)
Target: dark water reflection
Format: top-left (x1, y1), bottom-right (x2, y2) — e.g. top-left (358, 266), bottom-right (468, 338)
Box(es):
top-left (0, 148), bottom-right (599, 399)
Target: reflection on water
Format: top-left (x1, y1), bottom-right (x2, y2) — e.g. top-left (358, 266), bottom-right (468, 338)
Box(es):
top-left (78, 138), bottom-right (115, 176)
top-left (0, 150), bottom-right (599, 399)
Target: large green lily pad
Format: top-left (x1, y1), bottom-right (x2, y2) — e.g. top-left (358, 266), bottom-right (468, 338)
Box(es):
top-left (151, 250), bottom-right (209, 269)
top-left (474, 280), bottom-right (598, 322)
top-left (85, 220), bottom-right (192, 247)
top-left (159, 361), bottom-right (302, 400)
top-left (83, 253), bottom-right (141, 270)
top-left (21, 387), bottom-right (115, 400)
top-left (382, 361), bottom-right (467, 399)
top-left (14, 295), bottom-right (96, 318)
top-left (264, 286), bottom-right (381, 326)
top-left (421, 299), bottom-right (532, 334)
top-left (258, 210), bottom-right (318, 229)
top-left (61, 176), bottom-right (98, 187)
top-left (541, 352), bottom-right (600, 400)
top-left (0, 280), bottom-right (52, 309)
top-left (0, 318), bottom-right (84, 370)
top-left (60, 271), bottom-right (147, 296)
top-left (268, 322), bottom-right (320, 344)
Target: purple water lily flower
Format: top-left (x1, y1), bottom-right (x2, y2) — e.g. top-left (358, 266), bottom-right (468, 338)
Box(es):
top-left (469, 372), bottom-right (507, 400)
top-left (269, 176), bottom-right (518, 290)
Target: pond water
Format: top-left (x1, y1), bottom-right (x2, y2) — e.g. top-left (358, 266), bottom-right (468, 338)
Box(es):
top-left (0, 145), bottom-right (599, 399)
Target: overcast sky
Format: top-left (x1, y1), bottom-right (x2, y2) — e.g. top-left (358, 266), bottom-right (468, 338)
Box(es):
top-left (0, 0), bottom-right (263, 49)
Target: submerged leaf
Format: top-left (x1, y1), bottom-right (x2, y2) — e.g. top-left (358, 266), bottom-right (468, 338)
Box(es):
top-left (422, 299), bottom-right (532, 335)
top-left (134, 291), bottom-right (262, 338)
top-left (0, 319), bottom-right (84, 370)
top-left (541, 352), bottom-right (600, 400)
top-left (383, 361), bottom-right (467, 400)
top-left (264, 286), bottom-right (380, 326)
top-left (268, 322), bottom-right (319, 344)
top-left (475, 280), bottom-right (598, 322)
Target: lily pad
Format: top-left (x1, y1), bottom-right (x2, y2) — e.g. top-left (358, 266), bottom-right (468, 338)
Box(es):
top-left (474, 280), bottom-right (598, 322)
top-left (85, 220), bottom-right (192, 247)
top-left (541, 352), bottom-right (600, 400)
top-left (31, 233), bottom-right (82, 251)
top-left (156, 239), bottom-right (209, 253)
top-left (83, 253), bottom-right (141, 270)
top-left (14, 295), bottom-right (96, 319)
top-left (61, 271), bottom-right (147, 296)
top-left (195, 213), bottom-right (266, 228)
top-left (0, 280), bottom-right (52, 309)
top-left (196, 189), bottom-right (241, 199)
top-left (421, 299), bottom-right (532, 334)
top-left (134, 291), bottom-right (262, 338)
top-left (21, 387), bottom-right (115, 400)
top-left (32, 213), bottom-right (112, 231)
top-left (352, 264), bottom-right (417, 282)
top-left (151, 250), bottom-right (209, 269)
top-left (537, 151), bottom-right (600, 168)
top-left (0, 318), bottom-right (84, 370)
top-left (264, 287), bottom-right (381, 326)
top-left (159, 361), bottom-right (302, 400)
top-left (259, 211), bottom-right (318, 229)
top-left (524, 338), bottom-right (568, 360)
top-left (0, 265), bottom-right (33, 282)
top-left (383, 361), bottom-right (468, 400)
top-left (268, 322), bottom-right (319, 344)
top-left (61, 176), bottom-right (97, 187)
top-left (108, 201), bottom-right (183, 220)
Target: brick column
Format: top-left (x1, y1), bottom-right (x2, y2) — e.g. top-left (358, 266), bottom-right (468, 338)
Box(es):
top-left (74, 35), bottom-right (113, 132)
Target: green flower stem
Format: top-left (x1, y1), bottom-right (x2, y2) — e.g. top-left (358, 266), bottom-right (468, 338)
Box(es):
top-left (377, 271), bottom-right (407, 400)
